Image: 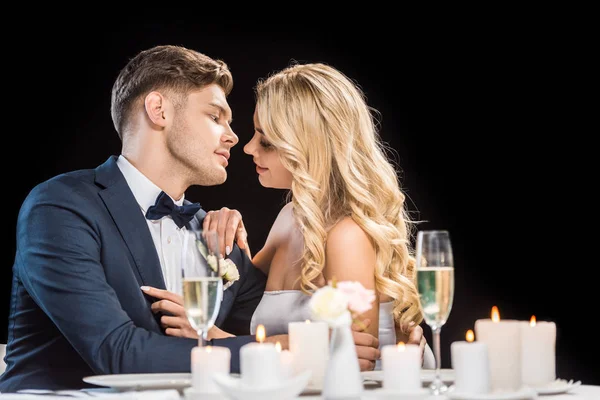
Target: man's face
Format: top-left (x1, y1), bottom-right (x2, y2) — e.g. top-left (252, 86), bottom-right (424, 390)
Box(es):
top-left (167, 84), bottom-right (238, 186)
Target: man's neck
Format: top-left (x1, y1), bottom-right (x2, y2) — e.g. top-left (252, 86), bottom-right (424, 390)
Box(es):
top-left (120, 151), bottom-right (187, 201)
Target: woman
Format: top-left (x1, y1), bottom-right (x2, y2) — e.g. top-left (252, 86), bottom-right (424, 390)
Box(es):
top-left (240, 62), bottom-right (432, 369)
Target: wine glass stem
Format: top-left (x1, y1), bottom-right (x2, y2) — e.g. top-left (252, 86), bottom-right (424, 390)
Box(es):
top-left (430, 325), bottom-right (447, 395)
top-left (433, 326), bottom-right (441, 374)
top-left (197, 330), bottom-right (204, 347)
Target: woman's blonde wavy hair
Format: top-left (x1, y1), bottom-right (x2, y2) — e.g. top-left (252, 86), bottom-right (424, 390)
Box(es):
top-left (254, 62), bottom-right (422, 328)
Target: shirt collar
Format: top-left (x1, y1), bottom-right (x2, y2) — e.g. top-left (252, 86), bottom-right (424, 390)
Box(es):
top-left (116, 155), bottom-right (185, 214)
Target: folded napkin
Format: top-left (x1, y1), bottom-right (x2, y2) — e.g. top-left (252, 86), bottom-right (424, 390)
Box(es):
top-left (1, 389), bottom-right (181, 400)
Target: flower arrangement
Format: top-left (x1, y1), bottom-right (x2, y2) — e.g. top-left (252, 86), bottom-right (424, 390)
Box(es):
top-left (308, 280), bottom-right (376, 328)
top-left (309, 280), bottom-right (375, 398)
top-left (196, 240), bottom-right (240, 289)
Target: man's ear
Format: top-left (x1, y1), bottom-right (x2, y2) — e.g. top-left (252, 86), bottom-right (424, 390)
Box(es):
top-left (144, 91), bottom-right (168, 128)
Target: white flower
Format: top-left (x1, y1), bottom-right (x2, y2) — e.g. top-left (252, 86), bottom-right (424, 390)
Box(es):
top-left (196, 240), bottom-right (240, 284)
top-left (222, 258), bottom-right (240, 282)
top-left (206, 254), bottom-right (219, 272)
top-left (309, 285), bottom-right (351, 327)
top-left (336, 281), bottom-right (375, 315)
top-left (309, 280), bottom-right (375, 328)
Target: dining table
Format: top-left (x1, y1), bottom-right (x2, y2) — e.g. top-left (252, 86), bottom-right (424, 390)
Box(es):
top-left (0, 371), bottom-right (598, 400)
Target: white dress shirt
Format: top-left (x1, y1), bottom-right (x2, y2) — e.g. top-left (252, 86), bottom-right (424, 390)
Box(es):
top-left (117, 155), bottom-right (198, 294)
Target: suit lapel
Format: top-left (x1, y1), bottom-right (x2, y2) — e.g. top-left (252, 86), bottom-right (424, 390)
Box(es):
top-left (95, 156), bottom-right (166, 290)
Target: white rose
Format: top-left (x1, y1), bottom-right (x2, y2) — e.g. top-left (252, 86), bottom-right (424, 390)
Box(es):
top-left (221, 258), bottom-right (240, 282)
top-left (309, 286), bottom-right (351, 327)
top-left (205, 254), bottom-right (218, 272)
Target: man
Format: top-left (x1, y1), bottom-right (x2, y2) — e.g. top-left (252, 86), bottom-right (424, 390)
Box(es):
top-left (0, 45), bottom-right (387, 393)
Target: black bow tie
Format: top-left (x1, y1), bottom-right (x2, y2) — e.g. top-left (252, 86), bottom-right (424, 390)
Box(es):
top-left (145, 191), bottom-right (201, 228)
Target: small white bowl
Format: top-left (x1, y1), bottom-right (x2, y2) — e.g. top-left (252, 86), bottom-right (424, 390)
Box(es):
top-left (211, 370), bottom-right (312, 400)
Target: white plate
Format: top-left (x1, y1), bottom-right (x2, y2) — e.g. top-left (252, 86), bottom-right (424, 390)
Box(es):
top-left (534, 378), bottom-right (582, 395)
top-left (211, 370), bottom-right (312, 400)
top-left (447, 387), bottom-right (537, 400)
top-left (361, 369), bottom-right (455, 384)
top-left (82, 373), bottom-right (191, 391)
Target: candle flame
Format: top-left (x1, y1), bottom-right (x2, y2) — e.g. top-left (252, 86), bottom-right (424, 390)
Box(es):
top-left (397, 341), bottom-right (406, 351)
top-left (491, 306), bottom-right (500, 322)
top-left (305, 319), bottom-right (311, 323)
top-left (275, 341), bottom-right (282, 352)
top-left (530, 315), bottom-right (537, 327)
top-left (206, 346), bottom-right (212, 353)
top-left (256, 324), bottom-right (266, 343)
top-left (466, 329), bottom-right (475, 342)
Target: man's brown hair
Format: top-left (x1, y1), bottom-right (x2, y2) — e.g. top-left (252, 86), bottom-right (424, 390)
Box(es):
top-left (111, 45), bottom-right (233, 139)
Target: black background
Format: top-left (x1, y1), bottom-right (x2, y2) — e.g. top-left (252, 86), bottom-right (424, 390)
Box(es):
top-left (3, 15), bottom-right (595, 385)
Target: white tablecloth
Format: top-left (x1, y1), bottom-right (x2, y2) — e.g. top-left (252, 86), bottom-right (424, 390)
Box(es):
top-left (1, 385), bottom-right (599, 399)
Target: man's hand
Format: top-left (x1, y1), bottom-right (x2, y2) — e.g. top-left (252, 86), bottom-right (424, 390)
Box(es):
top-left (206, 325), bottom-right (236, 340)
top-left (142, 286), bottom-right (198, 339)
top-left (351, 319), bottom-right (380, 371)
top-left (142, 286), bottom-right (235, 340)
top-left (203, 207), bottom-right (251, 259)
top-left (264, 334), bottom-right (289, 349)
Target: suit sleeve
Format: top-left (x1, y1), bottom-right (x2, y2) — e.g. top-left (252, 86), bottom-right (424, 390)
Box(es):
top-left (16, 180), bottom-right (232, 374)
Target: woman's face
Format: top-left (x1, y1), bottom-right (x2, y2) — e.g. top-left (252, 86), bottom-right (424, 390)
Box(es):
top-left (243, 107), bottom-right (293, 189)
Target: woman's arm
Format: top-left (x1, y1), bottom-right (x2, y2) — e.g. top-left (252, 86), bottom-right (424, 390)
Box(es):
top-left (323, 217), bottom-right (379, 339)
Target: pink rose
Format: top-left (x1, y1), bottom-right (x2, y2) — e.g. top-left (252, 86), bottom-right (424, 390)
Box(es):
top-left (336, 281), bottom-right (376, 315)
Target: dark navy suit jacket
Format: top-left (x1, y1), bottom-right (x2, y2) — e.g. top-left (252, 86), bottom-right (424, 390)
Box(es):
top-left (0, 156), bottom-right (267, 393)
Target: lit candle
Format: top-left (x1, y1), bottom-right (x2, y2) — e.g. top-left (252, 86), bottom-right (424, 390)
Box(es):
top-left (474, 306), bottom-right (522, 392)
top-left (240, 324), bottom-right (281, 388)
top-left (382, 342), bottom-right (421, 393)
top-left (190, 345), bottom-right (231, 393)
top-left (450, 329), bottom-right (491, 394)
top-left (289, 320), bottom-right (329, 389)
top-left (520, 316), bottom-right (556, 387)
top-left (276, 341), bottom-right (294, 379)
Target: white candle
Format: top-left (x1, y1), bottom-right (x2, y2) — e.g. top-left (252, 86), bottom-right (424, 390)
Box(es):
top-left (450, 329), bottom-right (491, 394)
top-left (474, 306), bottom-right (522, 392)
top-left (240, 324), bottom-right (281, 388)
top-left (276, 341), bottom-right (294, 379)
top-left (190, 345), bottom-right (231, 393)
top-left (382, 342), bottom-right (421, 392)
top-left (289, 320), bottom-right (329, 389)
top-left (520, 316), bottom-right (556, 387)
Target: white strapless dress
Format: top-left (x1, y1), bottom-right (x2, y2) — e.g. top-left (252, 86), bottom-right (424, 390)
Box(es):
top-left (250, 290), bottom-right (434, 370)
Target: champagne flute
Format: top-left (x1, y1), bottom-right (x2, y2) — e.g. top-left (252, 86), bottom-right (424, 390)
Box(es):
top-left (416, 230), bottom-right (455, 395)
top-left (181, 228), bottom-right (223, 346)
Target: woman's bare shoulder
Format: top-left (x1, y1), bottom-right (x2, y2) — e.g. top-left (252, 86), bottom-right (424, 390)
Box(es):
top-left (325, 217), bottom-right (375, 281)
top-left (327, 216), bottom-right (370, 246)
